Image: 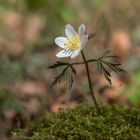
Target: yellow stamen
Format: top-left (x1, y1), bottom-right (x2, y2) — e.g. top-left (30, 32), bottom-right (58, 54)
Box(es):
top-left (66, 34), bottom-right (81, 51)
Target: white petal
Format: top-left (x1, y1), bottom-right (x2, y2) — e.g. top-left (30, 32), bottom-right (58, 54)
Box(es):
top-left (70, 49), bottom-right (80, 58)
top-left (65, 24), bottom-right (77, 38)
top-left (81, 34), bottom-right (88, 49)
top-left (55, 37), bottom-right (67, 48)
top-left (78, 24), bottom-right (86, 40)
top-left (56, 50), bottom-right (71, 58)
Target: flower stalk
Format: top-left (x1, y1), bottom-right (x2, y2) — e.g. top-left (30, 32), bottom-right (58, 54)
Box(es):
top-left (81, 50), bottom-right (100, 113)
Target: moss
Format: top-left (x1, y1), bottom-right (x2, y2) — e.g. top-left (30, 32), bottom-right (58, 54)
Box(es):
top-left (17, 104), bottom-right (140, 140)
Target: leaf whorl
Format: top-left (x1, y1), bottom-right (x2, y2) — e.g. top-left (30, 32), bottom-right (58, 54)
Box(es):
top-left (97, 51), bottom-right (126, 84)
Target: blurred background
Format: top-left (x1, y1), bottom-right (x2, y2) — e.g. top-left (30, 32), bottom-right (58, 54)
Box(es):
top-left (0, 0), bottom-right (139, 139)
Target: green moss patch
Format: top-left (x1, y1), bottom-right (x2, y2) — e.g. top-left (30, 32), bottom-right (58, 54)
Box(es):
top-left (16, 104), bottom-right (140, 140)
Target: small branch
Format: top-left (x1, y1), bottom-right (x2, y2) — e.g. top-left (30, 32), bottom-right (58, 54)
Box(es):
top-left (70, 61), bottom-right (85, 65)
top-left (48, 57), bottom-right (99, 69)
top-left (70, 58), bottom-right (98, 66)
top-left (87, 58), bottom-right (98, 63)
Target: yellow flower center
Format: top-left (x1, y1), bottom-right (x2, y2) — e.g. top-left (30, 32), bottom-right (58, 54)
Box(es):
top-left (66, 34), bottom-right (81, 51)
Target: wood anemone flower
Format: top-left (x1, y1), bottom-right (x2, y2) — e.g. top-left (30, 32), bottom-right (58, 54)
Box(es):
top-left (55, 24), bottom-right (88, 58)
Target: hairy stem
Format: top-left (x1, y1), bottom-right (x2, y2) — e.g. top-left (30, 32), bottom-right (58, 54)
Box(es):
top-left (81, 50), bottom-right (100, 113)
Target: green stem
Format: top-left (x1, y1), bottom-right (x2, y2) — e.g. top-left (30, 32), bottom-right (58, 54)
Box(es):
top-left (81, 50), bottom-right (100, 113)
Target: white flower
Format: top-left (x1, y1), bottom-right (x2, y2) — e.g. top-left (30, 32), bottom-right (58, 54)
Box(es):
top-left (55, 24), bottom-right (88, 58)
